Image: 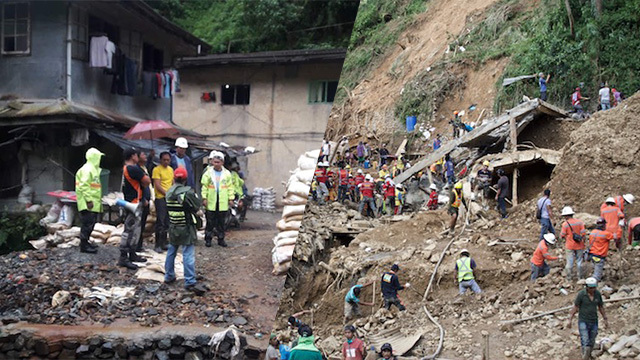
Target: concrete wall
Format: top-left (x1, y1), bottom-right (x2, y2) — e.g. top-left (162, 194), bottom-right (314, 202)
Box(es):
top-left (0, 2), bottom-right (67, 99)
top-left (174, 62), bottom-right (343, 203)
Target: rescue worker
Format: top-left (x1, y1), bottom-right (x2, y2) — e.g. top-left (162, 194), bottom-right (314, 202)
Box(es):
top-left (342, 325), bottom-right (367, 360)
top-left (164, 167), bottom-right (206, 295)
top-left (448, 182), bottom-right (467, 233)
top-left (567, 277), bottom-right (609, 360)
top-left (495, 169), bottom-right (509, 219)
top-left (74, 147), bottom-right (104, 254)
top-left (378, 164), bottom-right (389, 180)
top-left (152, 152), bottom-right (174, 253)
top-left (444, 155), bottom-right (455, 185)
top-left (382, 175), bottom-right (396, 215)
top-left (201, 151), bottom-right (235, 248)
top-left (314, 162), bottom-right (329, 204)
top-left (311, 177), bottom-right (319, 201)
top-left (136, 151), bottom-right (152, 253)
top-left (455, 249), bottom-right (481, 294)
top-left (354, 169), bottom-right (365, 198)
top-left (120, 147), bottom-right (151, 270)
top-left (475, 160), bottom-right (492, 205)
top-left (358, 175), bottom-right (377, 218)
top-left (289, 325), bottom-right (322, 360)
top-left (600, 197), bottom-right (624, 249)
top-left (587, 217), bottom-right (614, 281)
top-left (344, 281), bottom-right (374, 323)
top-left (427, 183), bottom-right (439, 210)
top-left (338, 165), bottom-right (350, 203)
top-left (348, 174), bottom-right (357, 202)
top-left (381, 264), bottom-right (408, 311)
top-left (571, 87), bottom-right (589, 114)
top-left (530, 233), bottom-right (558, 281)
top-left (170, 137), bottom-right (195, 188)
top-left (559, 206), bottom-right (587, 280)
top-left (628, 217), bottom-right (640, 247)
top-left (451, 111), bottom-right (462, 138)
top-left (394, 184), bottom-right (406, 215)
top-left (379, 343), bottom-right (397, 360)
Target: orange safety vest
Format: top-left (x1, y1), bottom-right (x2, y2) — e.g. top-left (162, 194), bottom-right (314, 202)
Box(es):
top-left (600, 205), bottom-right (623, 239)
top-left (452, 190), bottom-right (462, 208)
top-left (560, 218), bottom-right (587, 250)
top-left (531, 240), bottom-right (557, 266)
top-left (589, 229), bottom-right (614, 258)
top-left (123, 165), bottom-right (142, 204)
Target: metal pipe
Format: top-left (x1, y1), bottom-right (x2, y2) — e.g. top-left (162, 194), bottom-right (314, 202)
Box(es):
top-left (66, 3), bottom-right (72, 100)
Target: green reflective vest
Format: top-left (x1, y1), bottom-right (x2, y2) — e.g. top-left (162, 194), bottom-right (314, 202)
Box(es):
top-left (166, 184), bottom-right (201, 246)
top-left (456, 257), bottom-right (474, 282)
top-left (75, 148), bottom-right (104, 213)
top-left (201, 167), bottom-right (235, 211)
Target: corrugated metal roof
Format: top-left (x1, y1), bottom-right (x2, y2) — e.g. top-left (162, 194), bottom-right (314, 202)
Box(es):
top-left (177, 48), bottom-right (347, 68)
top-left (367, 326), bottom-right (422, 356)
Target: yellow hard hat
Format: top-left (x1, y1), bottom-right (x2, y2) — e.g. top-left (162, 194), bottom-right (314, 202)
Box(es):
top-left (346, 165), bottom-right (351, 169)
top-left (483, 160), bottom-right (490, 166)
top-left (454, 182), bottom-right (463, 189)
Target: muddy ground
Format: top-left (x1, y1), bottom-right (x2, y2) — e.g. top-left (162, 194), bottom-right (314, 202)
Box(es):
top-left (0, 210), bottom-right (283, 345)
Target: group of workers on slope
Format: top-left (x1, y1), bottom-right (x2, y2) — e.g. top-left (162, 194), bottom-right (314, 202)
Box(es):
top-left (75, 138), bottom-right (247, 296)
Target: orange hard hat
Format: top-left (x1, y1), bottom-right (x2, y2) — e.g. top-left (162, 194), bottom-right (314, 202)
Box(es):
top-left (453, 111), bottom-right (459, 115)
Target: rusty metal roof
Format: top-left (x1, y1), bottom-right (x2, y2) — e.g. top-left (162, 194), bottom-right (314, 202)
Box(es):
top-left (177, 48), bottom-right (347, 68)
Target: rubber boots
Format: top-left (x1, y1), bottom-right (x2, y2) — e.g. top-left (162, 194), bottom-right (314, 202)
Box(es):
top-left (129, 250), bottom-right (147, 263)
top-left (118, 250), bottom-right (138, 270)
top-left (154, 234), bottom-right (165, 253)
top-left (582, 346), bottom-right (592, 360)
top-left (217, 238), bottom-right (228, 247)
top-left (80, 239), bottom-right (97, 254)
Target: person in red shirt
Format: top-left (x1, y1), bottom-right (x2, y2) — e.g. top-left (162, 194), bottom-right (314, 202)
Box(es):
top-left (588, 217), bottom-right (614, 281)
top-left (341, 325), bottom-right (366, 360)
top-left (348, 174), bottom-right (357, 202)
top-left (530, 233), bottom-right (558, 281)
top-left (559, 206), bottom-right (587, 280)
top-left (382, 175), bottom-right (396, 215)
top-left (427, 183), bottom-right (439, 210)
top-left (600, 197), bottom-right (624, 249)
top-left (354, 169), bottom-right (365, 199)
top-left (571, 87), bottom-right (588, 114)
top-left (357, 175), bottom-right (377, 218)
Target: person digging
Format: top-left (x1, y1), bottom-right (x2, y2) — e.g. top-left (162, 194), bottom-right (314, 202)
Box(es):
top-left (344, 281), bottom-right (375, 324)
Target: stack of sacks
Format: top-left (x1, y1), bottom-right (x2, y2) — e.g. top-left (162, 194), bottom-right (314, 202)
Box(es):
top-left (30, 227), bottom-right (81, 250)
top-left (252, 187), bottom-right (277, 212)
top-left (271, 149), bottom-right (318, 275)
top-left (106, 224), bottom-right (125, 246)
top-left (90, 223), bottom-right (117, 245)
top-left (142, 200), bottom-right (156, 243)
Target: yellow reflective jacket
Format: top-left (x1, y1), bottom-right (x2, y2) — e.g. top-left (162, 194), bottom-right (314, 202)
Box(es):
top-left (201, 166), bottom-right (235, 211)
top-left (230, 171), bottom-right (244, 197)
top-left (75, 148), bottom-right (104, 213)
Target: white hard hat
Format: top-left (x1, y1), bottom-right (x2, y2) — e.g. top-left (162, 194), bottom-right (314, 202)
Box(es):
top-left (623, 194), bottom-right (635, 204)
top-left (357, 169), bottom-right (363, 174)
top-left (585, 277), bottom-right (598, 287)
top-left (561, 206), bottom-right (575, 216)
top-left (396, 184), bottom-right (403, 189)
top-left (175, 137), bottom-right (188, 148)
top-left (460, 248), bottom-right (470, 255)
top-left (209, 150), bottom-right (225, 160)
top-left (543, 233), bottom-right (556, 244)
top-left (385, 174), bottom-right (391, 178)
top-left (430, 184), bottom-right (437, 190)
top-left (605, 197), bottom-right (615, 204)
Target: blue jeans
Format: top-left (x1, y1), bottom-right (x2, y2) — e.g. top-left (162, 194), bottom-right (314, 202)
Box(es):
top-left (539, 217), bottom-right (555, 239)
top-left (578, 321), bottom-right (598, 349)
top-left (358, 196), bottom-right (377, 216)
top-left (565, 249), bottom-right (584, 279)
top-left (530, 262), bottom-right (550, 281)
top-left (459, 279), bottom-right (482, 294)
top-left (601, 101), bottom-right (610, 110)
top-left (165, 244), bottom-right (196, 287)
top-left (591, 254), bottom-right (606, 281)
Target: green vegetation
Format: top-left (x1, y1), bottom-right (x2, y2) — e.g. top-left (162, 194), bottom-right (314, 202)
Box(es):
top-left (336, 0), bottom-right (427, 102)
top-left (0, 212), bottom-right (45, 255)
top-left (146, 0), bottom-right (359, 54)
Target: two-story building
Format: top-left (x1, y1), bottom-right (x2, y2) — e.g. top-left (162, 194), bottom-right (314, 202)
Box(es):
top-left (174, 49), bottom-right (346, 203)
top-left (0, 1), bottom-right (220, 204)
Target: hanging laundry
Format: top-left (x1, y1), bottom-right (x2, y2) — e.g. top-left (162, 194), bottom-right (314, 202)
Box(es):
top-left (170, 69), bottom-right (181, 93)
top-left (155, 73), bottom-right (163, 99)
top-left (90, 36), bottom-right (109, 68)
top-left (163, 71), bottom-right (171, 98)
top-left (124, 58), bottom-right (138, 96)
top-left (105, 41), bottom-right (116, 69)
top-left (142, 72), bottom-right (156, 98)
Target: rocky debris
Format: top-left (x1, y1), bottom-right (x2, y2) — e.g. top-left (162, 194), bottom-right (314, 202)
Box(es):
top-left (0, 247), bottom-right (253, 330)
top-left (0, 327), bottom-right (259, 359)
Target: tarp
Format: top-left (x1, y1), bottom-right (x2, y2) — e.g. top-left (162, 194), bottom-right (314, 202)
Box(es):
top-left (367, 327), bottom-right (422, 355)
top-left (94, 129), bottom-right (210, 161)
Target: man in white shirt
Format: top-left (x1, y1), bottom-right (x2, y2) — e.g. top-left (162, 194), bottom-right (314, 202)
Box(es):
top-left (598, 82), bottom-right (611, 111)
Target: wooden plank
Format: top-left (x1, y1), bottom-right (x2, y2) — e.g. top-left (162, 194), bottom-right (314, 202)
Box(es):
top-left (393, 100), bottom-right (541, 184)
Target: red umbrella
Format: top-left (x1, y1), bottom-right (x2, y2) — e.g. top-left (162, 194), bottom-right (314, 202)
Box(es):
top-left (123, 120), bottom-right (178, 140)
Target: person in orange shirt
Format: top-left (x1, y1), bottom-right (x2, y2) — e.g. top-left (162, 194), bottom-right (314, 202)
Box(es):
top-left (628, 217), bottom-right (640, 247)
top-left (587, 217), bottom-right (614, 281)
top-left (600, 193), bottom-right (634, 215)
top-left (560, 207), bottom-right (587, 280)
top-left (600, 197), bottom-right (624, 249)
top-left (530, 233), bottom-right (558, 281)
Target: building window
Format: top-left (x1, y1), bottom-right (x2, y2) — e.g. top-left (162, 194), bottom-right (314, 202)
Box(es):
top-left (143, 42), bottom-right (164, 72)
top-left (88, 15), bottom-right (119, 44)
top-left (2, 2), bottom-right (30, 55)
top-left (120, 29), bottom-right (141, 63)
top-left (221, 84), bottom-right (250, 105)
top-left (309, 80), bottom-right (338, 103)
top-left (70, 6), bottom-right (88, 60)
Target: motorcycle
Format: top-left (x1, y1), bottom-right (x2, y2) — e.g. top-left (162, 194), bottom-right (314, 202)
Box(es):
top-left (225, 194), bottom-right (252, 229)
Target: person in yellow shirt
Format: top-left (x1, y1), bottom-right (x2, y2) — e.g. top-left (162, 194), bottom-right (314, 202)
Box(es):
top-left (152, 152), bottom-right (174, 253)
